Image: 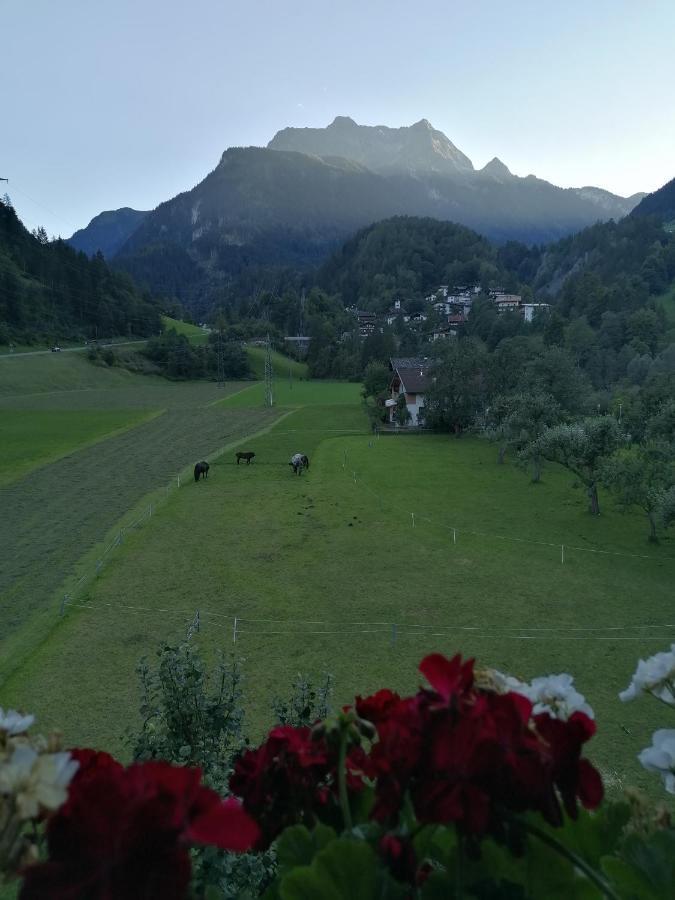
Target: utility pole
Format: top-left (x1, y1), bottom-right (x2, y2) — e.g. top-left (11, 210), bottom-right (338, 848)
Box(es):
top-left (264, 333), bottom-right (274, 407)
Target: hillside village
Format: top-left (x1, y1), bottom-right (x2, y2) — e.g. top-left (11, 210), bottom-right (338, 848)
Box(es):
top-left (348, 285), bottom-right (550, 341)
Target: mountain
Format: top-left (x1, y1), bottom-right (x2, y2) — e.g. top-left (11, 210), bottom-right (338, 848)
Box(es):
top-left (0, 199), bottom-right (160, 345)
top-left (68, 207), bottom-right (149, 258)
top-left (71, 118), bottom-right (646, 313)
top-left (267, 117), bottom-right (640, 222)
top-left (631, 176), bottom-right (675, 222)
top-left (268, 116), bottom-right (474, 176)
top-left (570, 186), bottom-right (646, 217)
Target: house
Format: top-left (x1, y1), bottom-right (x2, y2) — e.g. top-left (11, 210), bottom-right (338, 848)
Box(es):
top-left (430, 324), bottom-right (453, 341)
top-left (492, 293), bottom-right (522, 313)
top-left (387, 357), bottom-right (434, 426)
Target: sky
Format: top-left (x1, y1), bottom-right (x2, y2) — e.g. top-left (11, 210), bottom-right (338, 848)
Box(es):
top-left (2, 0), bottom-right (674, 235)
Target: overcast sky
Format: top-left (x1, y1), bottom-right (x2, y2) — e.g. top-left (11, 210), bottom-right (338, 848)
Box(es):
top-left (3, 0), bottom-right (674, 235)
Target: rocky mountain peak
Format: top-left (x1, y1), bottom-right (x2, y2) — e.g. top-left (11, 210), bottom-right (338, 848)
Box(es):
top-left (267, 117), bottom-right (474, 176)
top-left (480, 157), bottom-right (513, 179)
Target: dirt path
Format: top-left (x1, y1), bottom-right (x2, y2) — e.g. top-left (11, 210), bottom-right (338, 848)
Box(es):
top-left (0, 404), bottom-right (277, 645)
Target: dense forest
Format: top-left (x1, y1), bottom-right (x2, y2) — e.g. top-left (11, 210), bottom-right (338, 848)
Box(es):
top-left (317, 217), bottom-right (519, 309)
top-left (0, 197), bottom-right (161, 346)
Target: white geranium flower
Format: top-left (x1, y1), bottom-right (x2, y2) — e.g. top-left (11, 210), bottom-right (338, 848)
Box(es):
top-left (619, 645), bottom-right (675, 705)
top-left (519, 673), bottom-right (595, 721)
top-left (0, 745), bottom-right (78, 819)
top-left (0, 707), bottom-right (35, 735)
top-left (638, 729), bottom-right (675, 794)
top-left (491, 671), bottom-right (593, 720)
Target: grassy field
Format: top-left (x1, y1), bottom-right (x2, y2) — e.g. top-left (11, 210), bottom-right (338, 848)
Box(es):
top-left (0, 409), bottom-right (157, 486)
top-left (245, 346), bottom-right (308, 381)
top-left (162, 316), bottom-right (209, 343)
top-left (3, 380), bottom-right (673, 804)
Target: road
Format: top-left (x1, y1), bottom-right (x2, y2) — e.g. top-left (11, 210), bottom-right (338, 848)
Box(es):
top-left (0, 340), bottom-right (148, 360)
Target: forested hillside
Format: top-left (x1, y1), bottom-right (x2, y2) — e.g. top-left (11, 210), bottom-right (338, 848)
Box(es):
top-left (318, 217), bottom-right (516, 309)
top-left (0, 198), bottom-right (161, 346)
top-left (631, 176), bottom-right (675, 223)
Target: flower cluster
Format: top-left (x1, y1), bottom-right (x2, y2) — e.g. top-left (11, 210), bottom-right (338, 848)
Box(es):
top-left (20, 749), bottom-right (260, 899)
top-left (229, 653), bottom-right (603, 858)
top-left (492, 671), bottom-right (595, 721)
top-left (619, 645), bottom-right (675, 795)
top-left (638, 731), bottom-right (675, 795)
top-left (230, 725), bottom-right (332, 847)
top-left (619, 644), bottom-right (675, 705)
top-left (0, 709), bottom-right (78, 882)
top-left (356, 654), bottom-right (601, 835)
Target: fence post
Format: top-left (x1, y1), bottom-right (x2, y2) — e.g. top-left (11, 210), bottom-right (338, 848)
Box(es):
top-left (561, 544), bottom-right (565, 564)
top-left (411, 513), bottom-right (415, 528)
top-left (196, 609), bottom-right (200, 633)
top-left (60, 594), bottom-right (69, 616)
top-left (453, 528), bottom-right (457, 545)
top-left (233, 616), bottom-right (238, 644)
top-left (177, 474), bottom-right (181, 488)
top-left (391, 623), bottom-right (397, 647)
top-left (353, 471), bottom-right (357, 483)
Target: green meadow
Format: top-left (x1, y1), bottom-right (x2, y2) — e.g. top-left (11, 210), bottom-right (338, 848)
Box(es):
top-left (0, 409), bottom-right (157, 486)
top-left (2, 370), bottom-right (673, 803)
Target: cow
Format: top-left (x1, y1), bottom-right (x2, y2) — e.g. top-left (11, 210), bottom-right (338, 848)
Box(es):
top-left (236, 451), bottom-right (256, 465)
top-left (289, 453), bottom-right (309, 475)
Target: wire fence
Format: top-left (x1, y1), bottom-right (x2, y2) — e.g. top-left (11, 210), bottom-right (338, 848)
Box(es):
top-left (65, 599), bottom-right (675, 646)
top-left (58, 428), bottom-right (674, 635)
top-left (340, 446), bottom-right (675, 566)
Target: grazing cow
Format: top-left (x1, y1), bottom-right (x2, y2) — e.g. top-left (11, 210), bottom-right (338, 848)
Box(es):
top-left (194, 461), bottom-right (210, 482)
top-left (289, 453), bottom-right (309, 475)
top-left (236, 451), bottom-right (256, 465)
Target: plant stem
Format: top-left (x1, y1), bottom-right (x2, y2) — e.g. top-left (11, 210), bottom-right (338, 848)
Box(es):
top-left (521, 819), bottom-right (620, 900)
top-left (337, 730), bottom-right (353, 832)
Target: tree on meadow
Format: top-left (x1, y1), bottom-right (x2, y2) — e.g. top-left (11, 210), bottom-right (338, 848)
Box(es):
top-left (523, 416), bottom-right (627, 515)
top-left (601, 443), bottom-right (675, 542)
top-left (423, 338), bottom-right (491, 435)
top-left (506, 391), bottom-right (562, 482)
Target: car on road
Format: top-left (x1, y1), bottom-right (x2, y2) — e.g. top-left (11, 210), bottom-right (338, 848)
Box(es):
top-left (51, 346), bottom-right (61, 352)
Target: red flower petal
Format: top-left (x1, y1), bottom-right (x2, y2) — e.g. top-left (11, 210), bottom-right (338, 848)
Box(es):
top-left (419, 653), bottom-right (474, 702)
top-left (184, 796), bottom-right (260, 851)
top-left (577, 759), bottom-right (603, 809)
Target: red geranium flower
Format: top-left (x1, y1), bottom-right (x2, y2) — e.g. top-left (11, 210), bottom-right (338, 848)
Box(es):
top-left (20, 754), bottom-right (259, 900)
top-left (230, 725), bottom-right (334, 848)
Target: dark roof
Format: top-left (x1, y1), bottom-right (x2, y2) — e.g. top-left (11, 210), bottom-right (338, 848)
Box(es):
top-left (390, 357), bottom-right (434, 393)
top-left (390, 357), bottom-right (433, 370)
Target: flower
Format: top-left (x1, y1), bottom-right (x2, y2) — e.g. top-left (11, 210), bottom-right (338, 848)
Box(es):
top-left (619, 645), bottom-right (675, 704)
top-left (357, 653), bottom-right (602, 834)
top-left (516, 674), bottom-right (595, 721)
top-left (0, 745), bottom-right (78, 819)
top-left (20, 754), bottom-right (259, 900)
top-left (0, 708), bottom-right (35, 736)
top-left (230, 725), bottom-right (333, 848)
top-left (638, 729), bottom-right (675, 794)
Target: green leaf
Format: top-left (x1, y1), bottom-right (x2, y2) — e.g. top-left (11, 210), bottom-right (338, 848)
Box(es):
top-left (524, 805), bottom-right (630, 870)
top-left (279, 838), bottom-right (378, 900)
top-left (276, 824), bottom-right (336, 871)
top-left (602, 830), bottom-right (675, 900)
